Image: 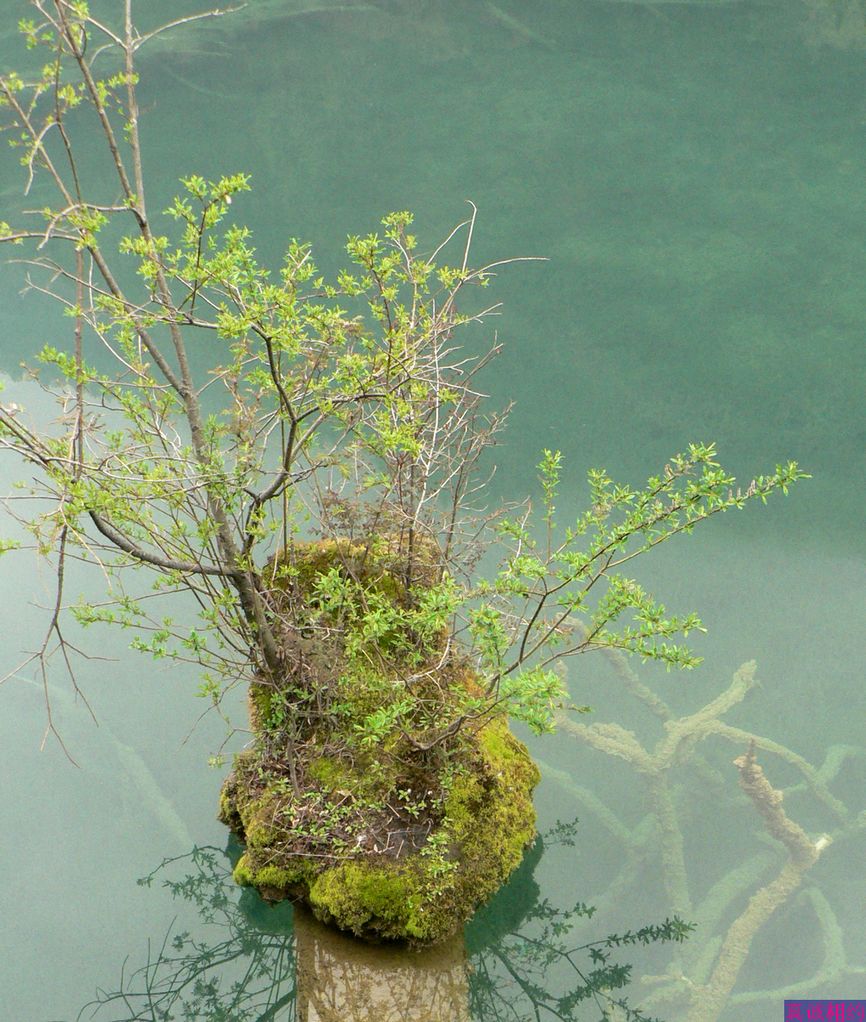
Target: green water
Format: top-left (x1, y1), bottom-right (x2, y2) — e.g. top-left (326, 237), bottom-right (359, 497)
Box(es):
top-left (1, 1), bottom-right (864, 1019)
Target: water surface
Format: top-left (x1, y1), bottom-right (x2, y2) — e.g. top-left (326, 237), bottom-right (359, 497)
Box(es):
top-left (1, 1), bottom-right (864, 1018)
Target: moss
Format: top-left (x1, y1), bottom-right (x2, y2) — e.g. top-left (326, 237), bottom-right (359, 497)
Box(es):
top-left (220, 716), bottom-right (540, 944)
top-left (445, 718), bottom-right (541, 892)
top-left (244, 790), bottom-right (285, 848)
top-left (247, 681), bottom-right (274, 732)
top-left (271, 537), bottom-right (405, 601)
top-left (307, 858), bottom-right (464, 943)
top-left (269, 534), bottom-right (442, 613)
top-left (218, 752), bottom-right (261, 836)
top-left (233, 853), bottom-right (315, 899)
top-left (307, 755), bottom-right (342, 787)
top-left (220, 712), bottom-right (540, 944)
top-left (218, 536), bottom-right (541, 945)
top-left (308, 862), bottom-right (422, 938)
top-left (308, 754), bottom-right (365, 790)
top-left (217, 747), bottom-right (263, 837)
top-left (218, 782), bottom-right (242, 834)
top-left (232, 852), bottom-right (256, 886)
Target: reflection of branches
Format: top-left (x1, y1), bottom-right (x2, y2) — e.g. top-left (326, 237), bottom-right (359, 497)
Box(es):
top-left (76, 832), bottom-right (693, 1022)
top-left (465, 824), bottom-right (696, 1022)
top-left (77, 847), bottom-right (297, 1022)
top-left (548, 652), bottom-right (866, 1021)
top-left (469, 895), bottom-right (693, 1022)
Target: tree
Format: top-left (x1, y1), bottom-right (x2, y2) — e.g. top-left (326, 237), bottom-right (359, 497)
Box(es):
top-left (0, 0), bottom-right (805, 942)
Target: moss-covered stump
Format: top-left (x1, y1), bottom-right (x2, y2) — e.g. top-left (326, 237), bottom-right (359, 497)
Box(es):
top-left (218, 535), bottom-right (541, 945)
top-left (220, 716), bottom-right (539, 944)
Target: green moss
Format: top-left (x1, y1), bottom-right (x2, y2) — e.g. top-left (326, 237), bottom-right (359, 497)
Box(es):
top-left (285, 718), bottom-right (540, 944)
top-left (307, 859), bottom-right (458, 942)
top-left (247, 681), bottom-right (274, 732)
top-left (244, 790), bottom-right (285, 848)
top-left (217, 747), bottom-right (264, 837)
top-left (269, 534), bottom-right (442, 613)
top-left (220, 713), bottom-right (540, 944)
top-left (232, 852), bottom-right (256, 886)
top-left (218, 784), bottom-right (240, 832)
top-left (233, 853), bottom-right (315, 896)
top-left (307, 754), bottom-right (364, 790)
top-left (448, 718), bottom-right (541, 888)
top-left (219, 538), bottom-right (541, 945)
top-left (271, 537), bottom-right (405, 601)
top-left (307, 752), bottom-right (393, 802)
top-left (307, 755), bottom-right (342, 787)
top-left (309, 862), bottom-right (420, 938)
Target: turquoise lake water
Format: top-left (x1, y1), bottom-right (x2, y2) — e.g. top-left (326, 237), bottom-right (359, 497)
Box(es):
top-left (1, 1), bottom-right (864, 1019)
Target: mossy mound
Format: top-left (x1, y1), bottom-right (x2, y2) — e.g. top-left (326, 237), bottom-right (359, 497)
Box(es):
top-left (218, 535), bottom-right (541, 945)
top-left (221, 715), bottom-right (539, 944)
